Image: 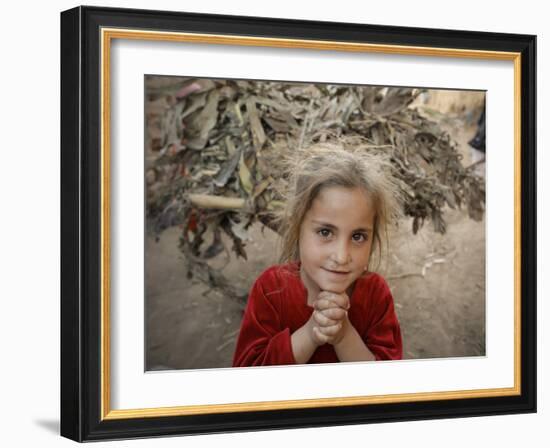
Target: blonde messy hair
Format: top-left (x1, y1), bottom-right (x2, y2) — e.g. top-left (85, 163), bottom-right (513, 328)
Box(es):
top-left (277, 140), bottom-right (402, 269)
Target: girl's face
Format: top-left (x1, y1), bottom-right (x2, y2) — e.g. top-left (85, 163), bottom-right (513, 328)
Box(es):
top-left (299, 186), bottom-right (375, 298)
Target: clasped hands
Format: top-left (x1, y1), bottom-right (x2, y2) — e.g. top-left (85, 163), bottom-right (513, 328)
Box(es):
top-left (310, 291), bottom-right (350, 346)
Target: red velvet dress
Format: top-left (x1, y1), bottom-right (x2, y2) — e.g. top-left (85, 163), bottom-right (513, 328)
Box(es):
top-left (232, 263), bottom-right (402, 366)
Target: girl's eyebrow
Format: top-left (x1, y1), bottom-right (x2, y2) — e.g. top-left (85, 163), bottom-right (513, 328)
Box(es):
top-left (311, 220), bottom-right (372, 232)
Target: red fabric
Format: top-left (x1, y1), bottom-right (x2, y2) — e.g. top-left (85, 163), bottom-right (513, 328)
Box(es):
top-left (232, 263), bottom-right (402, 367)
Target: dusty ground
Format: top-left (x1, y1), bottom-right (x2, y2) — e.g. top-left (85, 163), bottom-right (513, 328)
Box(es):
top-left (145, 88), bottom-right (486, 371)
top-left (146, 208), bottom-right (485, 370)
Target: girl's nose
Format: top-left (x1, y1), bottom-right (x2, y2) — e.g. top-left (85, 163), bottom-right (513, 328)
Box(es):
top-left (331, 240), bottom-right (351, 264)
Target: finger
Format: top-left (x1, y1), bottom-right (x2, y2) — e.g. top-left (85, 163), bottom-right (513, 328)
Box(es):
top-left (313, 310), bottom-right (338, 327)
top-left (318, 291), bottom-right (349, 308)
top-left (318, 291), bottom-right (350, 310)
top-left (317, 322), bottom-right (342, 337)
top-left (313, 326), bottom-right (331, 345)
top-left (313, 298), bottom-right (343, 311)
top-left (319, 307), bottom-right (347, 321)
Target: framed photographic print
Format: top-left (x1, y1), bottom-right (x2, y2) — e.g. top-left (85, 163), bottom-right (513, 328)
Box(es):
top-left (60, 5), bottom-right (536, 442)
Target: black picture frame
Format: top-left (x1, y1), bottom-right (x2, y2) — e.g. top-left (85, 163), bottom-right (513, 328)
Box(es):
top-left (61, 5), bottom-right (536, 442)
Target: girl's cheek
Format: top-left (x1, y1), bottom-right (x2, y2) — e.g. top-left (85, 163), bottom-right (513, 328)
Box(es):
top-left (311, 243), bottom-right (329, 260)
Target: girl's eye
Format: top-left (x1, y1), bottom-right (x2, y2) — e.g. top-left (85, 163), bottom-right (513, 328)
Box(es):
top-left (317, 228), bottom-right (332, 238)
top-left (352, 233), bottom-right (367, 243)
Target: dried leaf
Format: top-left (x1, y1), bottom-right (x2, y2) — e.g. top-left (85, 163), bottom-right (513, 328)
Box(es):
top-left (220, 218), bottom-right (248, 260)
top-left (443, 188), bottom-right (457, 209)
top-left (246, 98), bottom-right (266, 150)
top-left (175, 82), bottom-right (202, 99)
top-left (213, 148), bottom-right (241, 188)
top-left (181, 92), bottom-right (207, 119)
top-left (267, 200), bottom-right (285, 211)
top-left (263, 116), bottom-right (290, 133)
top-left (431, 209), bottom-right (447, 234)
top-left (252, 177), bottom-right (271, 199)
top-left (230, 218), bottom-right (250, 241)
top-left (203, 228), bottom-right (224, 259)
top-left (372, 87), bottom-right (418, 116)
top-left (186, 90), bottom-right (220, 150)
top-left (238, 151), bottom-right (254, 195)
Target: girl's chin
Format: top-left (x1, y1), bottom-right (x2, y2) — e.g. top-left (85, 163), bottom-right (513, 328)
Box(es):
top-left (315, 276), bottom-right (354, 294)
top-left (321, 284), bottom-right (350, 294)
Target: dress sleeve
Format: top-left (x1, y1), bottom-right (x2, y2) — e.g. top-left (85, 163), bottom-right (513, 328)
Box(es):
top-left (232, 273), bottom-right (296, 367)
top-left (364, 276), bottom-right (403, 360)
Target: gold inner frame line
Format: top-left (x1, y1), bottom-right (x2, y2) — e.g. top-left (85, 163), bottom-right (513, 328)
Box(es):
top-left (100, 27), bottom-right (522, 421)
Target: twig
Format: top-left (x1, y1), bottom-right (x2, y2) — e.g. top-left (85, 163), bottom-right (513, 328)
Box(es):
top-left (298, 99), bottom-right (314, 150)
top-left (388, 258), bottom-right (447, 280)
top-left (222, 329), bottom-right (241, 340)
top-left (216, 338), bottom-right (236, 352)
top-left (465, 157), bottom-right (486, 170)
top-left (188, 193), bottom-right (246, 210)
top-left (387, 272), bottom-right (425, 280)
top-left (421, 258), bottom-right (446, 277)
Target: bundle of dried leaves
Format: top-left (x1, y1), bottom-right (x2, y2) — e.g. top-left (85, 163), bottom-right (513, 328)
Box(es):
top-left (145, 77), bottom-right (485, 302)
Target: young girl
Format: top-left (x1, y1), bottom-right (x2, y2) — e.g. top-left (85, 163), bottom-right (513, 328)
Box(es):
top-left (232, 142), bottom-right (403, 366)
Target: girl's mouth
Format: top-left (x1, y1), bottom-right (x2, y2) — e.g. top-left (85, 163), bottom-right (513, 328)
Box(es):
top-left (322, 267), bottom-right (351, 275)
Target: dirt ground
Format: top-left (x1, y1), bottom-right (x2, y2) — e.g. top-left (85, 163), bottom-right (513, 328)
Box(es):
top-left (145, 91), bottom-right (486, 371)
top-left (146, 212), bottom-right (485, 370)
